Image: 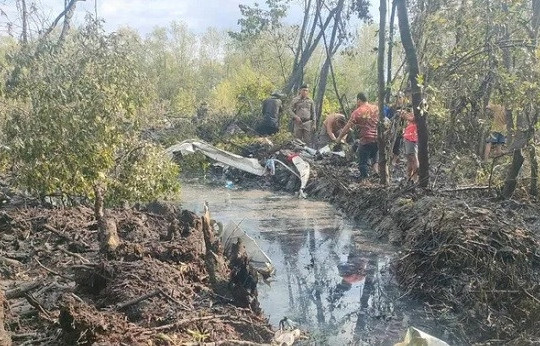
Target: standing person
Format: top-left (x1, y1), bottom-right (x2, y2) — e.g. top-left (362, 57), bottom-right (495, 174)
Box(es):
top-left (289, 84), bottom-right (316, 145)
top-left (257, 91), bottom-right (283, 136)
top-left (193, 101), bottom-right (209, 124)
top-left (316, 113), bottom-right (347, 149)
top-left (484, 103), bottom-right (507, 160)
top-left (336, 92), bottom-right (379, 178)
top-left (400, 107), bottom-right (419, 182)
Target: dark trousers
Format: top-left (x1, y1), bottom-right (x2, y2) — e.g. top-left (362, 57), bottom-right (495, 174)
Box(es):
top-left (257, 122), bottom-right (279, 136)
top-left (357, 142), bottom-right (378, 178)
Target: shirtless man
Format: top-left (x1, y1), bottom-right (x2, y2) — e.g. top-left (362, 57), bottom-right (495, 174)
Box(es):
top-left (316, 113), bottom-right (347, 149)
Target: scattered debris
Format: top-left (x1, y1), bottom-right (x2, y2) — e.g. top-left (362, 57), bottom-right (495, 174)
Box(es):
top-left (168, 139), bottom-right (312, 198)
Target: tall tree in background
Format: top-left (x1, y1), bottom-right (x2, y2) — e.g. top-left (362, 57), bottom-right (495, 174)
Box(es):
top-left (397, 0), bottom-right (429, 187)
top-left (377, 0), bottom-right (388, 184)
top-left (314, 0), bottom-right (345, 124)
top-left (385, 0), bottom-right (397, 103)
top-left (284, 0), bottom-right (336, 95)
top-left (19, 0), bottom-right (28, 44)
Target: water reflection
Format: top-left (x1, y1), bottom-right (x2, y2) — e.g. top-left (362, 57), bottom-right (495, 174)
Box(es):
top-left (180, 184), bottom-right (416, 345)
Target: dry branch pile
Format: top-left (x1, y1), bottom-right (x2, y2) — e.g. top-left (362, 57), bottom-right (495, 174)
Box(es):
top-left (0, 201), bottom-right (273, 345)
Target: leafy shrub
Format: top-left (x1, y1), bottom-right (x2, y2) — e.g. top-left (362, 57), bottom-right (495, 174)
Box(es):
top-left (4, 21), bottom-right (180, 203)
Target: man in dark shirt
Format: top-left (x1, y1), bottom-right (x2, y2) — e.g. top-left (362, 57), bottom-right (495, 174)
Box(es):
top-left (257, 92), bottom-right (283, 136)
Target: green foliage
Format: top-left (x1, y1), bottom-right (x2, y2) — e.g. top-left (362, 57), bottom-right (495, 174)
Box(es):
top-left (229, 0), bottom-right (290, 42)
top-left (210, 63), bottom-right (274, 118)
top-left (4, 20), bottom-right (179, 203)
top-left (334, 25), bottom-right (380, 105)
top-left (109, 142), bottom-right (180, 204)
top-left (270, 128), bottom-right (294, 147)
top-left (175, 152), bottom-right (211, 176)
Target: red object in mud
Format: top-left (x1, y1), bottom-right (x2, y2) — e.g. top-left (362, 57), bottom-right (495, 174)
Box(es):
top-left (342, 274), bottom-right (365, 285)
top-left (286, 153), bottom-right (299, 162)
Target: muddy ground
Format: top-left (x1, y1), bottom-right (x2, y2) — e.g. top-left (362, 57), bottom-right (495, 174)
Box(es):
top-left (219, 143), bottom-right (540, 345)
top-left (0, 196), bottom-right (274, 345)
top-left (2, 138), bottom-right (540, 345)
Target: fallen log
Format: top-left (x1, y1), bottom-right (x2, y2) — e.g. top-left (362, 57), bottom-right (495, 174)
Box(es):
top-left (152, 314), bottom-right (229, 331)
top-left (41, 224), bottom-right (89, 252)
top-left (115, 290), bottom-right (160, 311)
top-left (0, 256), bottom-right (23, 268)
top-left (6, 282), bottom-right (40, 299)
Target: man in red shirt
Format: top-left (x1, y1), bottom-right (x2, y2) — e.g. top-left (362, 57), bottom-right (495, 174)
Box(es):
top-left (336, 92), bottom-right (379, 178)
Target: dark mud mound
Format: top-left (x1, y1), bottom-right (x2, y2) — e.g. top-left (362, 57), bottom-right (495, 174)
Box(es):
top-left (0, 202), bottom-right (273, 345)
top-left (391, 197), bottom-right (540, 344)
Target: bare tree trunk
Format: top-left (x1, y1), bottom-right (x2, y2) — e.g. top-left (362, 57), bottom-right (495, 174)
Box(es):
top-left (385, 0), bottom-right (397, 104)
top-left (502, 149), bottom-right (524, 198)
top-left (530, 145), bottom-right (538, 196)
top-left (59, 0), bottom-right (78, 42)
top-left (315, 0), bottom-right (345, 127)
top-left (94, 185), bottom-right (120, 253)
top-left (284, 2), bottom-right (335, 94)
top-left (397, 0), bottom-right (429, 187)
top-left (377, 0), bottom-right (388, 185)
top-left (291, 0), bottom-right (312, 74)
top-left (20, 0), bottom-right (28, 44)
top-left (0, 290), bottom-right (11, 346)
top-left (533, 0), bottom-right (540, 41)
top-left (41, 0), bottom-right (85, 40)
top-left (329, 63), bottom-right (347, 116)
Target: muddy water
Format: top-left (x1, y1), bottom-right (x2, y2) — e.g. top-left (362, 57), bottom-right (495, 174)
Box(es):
top-left (181, 183), bottom-right (447, 345)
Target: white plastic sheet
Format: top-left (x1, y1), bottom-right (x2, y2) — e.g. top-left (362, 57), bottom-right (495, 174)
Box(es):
top-left (166, 139), bottom-right (266, 176)
top-left (394, 327), bottom-right (449, 346)
top-left (291, 156), bottom-right (310, 190)
top-left (318, 144), bottom-right (346, 157)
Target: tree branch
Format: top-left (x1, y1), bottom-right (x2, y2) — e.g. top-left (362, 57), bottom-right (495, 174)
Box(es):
top-left (41, 0), bottom-right (85, 39)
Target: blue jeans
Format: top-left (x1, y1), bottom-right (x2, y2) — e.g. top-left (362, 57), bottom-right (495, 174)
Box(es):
top-left (357, 142), bottom-right (379, 178)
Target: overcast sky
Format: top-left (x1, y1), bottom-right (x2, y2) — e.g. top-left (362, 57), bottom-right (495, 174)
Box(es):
top-left (0, 0), bottom-right (308, 37)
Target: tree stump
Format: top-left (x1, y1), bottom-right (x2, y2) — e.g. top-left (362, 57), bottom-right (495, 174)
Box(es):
top-left (94, 185), bottom-right (120, 253)
top-left (0, 290), bottom-right (11, 346)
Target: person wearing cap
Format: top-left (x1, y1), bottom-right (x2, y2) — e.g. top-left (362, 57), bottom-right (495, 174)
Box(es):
top-left (316, 112), bottom-right (347, 149)
top-left (289, 84), bottom-right (316, 145)
top-left (257, 91), bottom-right (283, 136)
top-left (336, 92), bottom-right (379, 178)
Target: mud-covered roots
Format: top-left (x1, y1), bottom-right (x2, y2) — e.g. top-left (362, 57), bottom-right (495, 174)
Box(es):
top-left (1, 202), bottom-right (273, 345)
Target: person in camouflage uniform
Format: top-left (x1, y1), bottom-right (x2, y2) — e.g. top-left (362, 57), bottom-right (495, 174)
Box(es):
top-left (289, 84), bottom-right (316, 145)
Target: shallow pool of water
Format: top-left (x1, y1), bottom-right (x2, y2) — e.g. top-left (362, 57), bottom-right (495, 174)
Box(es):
top-left (180, 183), bottom-right (447, 345)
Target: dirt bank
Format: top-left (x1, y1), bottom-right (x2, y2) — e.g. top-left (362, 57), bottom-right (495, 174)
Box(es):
top-left (0, 199), bottom-right (273, 345)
